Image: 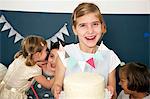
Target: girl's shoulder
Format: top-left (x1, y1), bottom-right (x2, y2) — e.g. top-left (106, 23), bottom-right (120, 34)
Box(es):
top-left (24, 64), bottom-right (42, 80)
top-left (15, 56), bottom-right (42, 75)
top-left (117, 90), bottom-right (129, 99)
top-left (98, 41), bottom-right (110, 51)
top-left (63, 43), bottom-right (80, 54)
top-left (64, 43), bottom-right (78, 49)
top-left (97, 41), bottom-right (119, 57)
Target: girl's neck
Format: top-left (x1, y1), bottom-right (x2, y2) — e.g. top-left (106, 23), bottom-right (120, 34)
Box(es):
top-left (42, 64), bottom-right (54, 76)
top-left (130, 92), bottom-right (148, 99)
top-left (79, 44), bottom-right (97, 54)
top-left (41, 65), bottom-right (47, 71)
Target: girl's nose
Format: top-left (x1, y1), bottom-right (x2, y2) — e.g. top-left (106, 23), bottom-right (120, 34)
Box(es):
top-left (87, 25), bottom-right (94, 34)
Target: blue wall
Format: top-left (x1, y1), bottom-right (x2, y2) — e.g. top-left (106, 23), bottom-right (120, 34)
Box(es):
top-left (0, 11), bottom-right (149, 68)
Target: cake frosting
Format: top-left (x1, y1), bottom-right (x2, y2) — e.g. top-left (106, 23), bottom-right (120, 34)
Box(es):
top-left (63, 72), bottom-right (105, 99)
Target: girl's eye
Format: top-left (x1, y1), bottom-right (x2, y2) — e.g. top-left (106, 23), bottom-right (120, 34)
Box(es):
top-left (93, 22), bottom-right (100, 26)
top-left (50, 54), bottom-right (54, 58)
top-left (51, 55), bottom-right (54, 58)
top-left (120, 79), bottom-right (126, 83)
top-left (79, 23), bottom-right (86, 27)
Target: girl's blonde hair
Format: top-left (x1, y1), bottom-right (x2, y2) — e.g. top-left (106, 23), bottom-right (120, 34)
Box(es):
top-left (71, 2), bottom-right (106, 33)
top-left (14, 35), bottom-right (47, 66)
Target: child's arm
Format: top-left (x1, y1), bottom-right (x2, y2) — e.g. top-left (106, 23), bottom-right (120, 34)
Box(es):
top-left (34, 75), bottom-right (54, 89)
top-left (108, 69), bottom-right (117, 99)
top-left (51, 56), bottom-right (66, 99)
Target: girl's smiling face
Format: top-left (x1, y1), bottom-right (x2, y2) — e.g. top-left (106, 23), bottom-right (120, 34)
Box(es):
top-left (119, 72), bottom-right (134, 95)
top-left (73, 13), bottom-right (103, 51)
top-left (47, 49), bottom-right (58, 68)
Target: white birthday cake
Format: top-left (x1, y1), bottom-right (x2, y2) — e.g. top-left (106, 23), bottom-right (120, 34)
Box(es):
top-left (63, 72), bottom-right (105, 99)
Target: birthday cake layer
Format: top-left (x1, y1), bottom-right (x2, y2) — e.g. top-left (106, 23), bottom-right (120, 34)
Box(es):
top-left (63, 72), bottom-right (105, 99)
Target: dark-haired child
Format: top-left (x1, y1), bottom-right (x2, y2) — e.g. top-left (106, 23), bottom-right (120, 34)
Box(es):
top-left (118, 62), bottom-right (150, 99)
top-left (27, 42), bottom-right (60, 99)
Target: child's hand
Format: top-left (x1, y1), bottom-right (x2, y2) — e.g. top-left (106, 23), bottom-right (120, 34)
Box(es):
top-left (106, 85), bottom-right (114, 99)
top-left (54, 84), bottom-right (62, 99)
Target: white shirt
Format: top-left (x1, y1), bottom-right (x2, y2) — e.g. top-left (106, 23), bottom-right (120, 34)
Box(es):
top-left (117, 90), bottom-right (150, 99)
top-left (58, 42), bottom-right (121, 85)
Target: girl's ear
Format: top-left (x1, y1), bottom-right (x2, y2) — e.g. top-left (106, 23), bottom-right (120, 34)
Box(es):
top-left (35, 52), bottom-right (41, 57)
top-left (101, 23), bottom-right (106, 34)
top-left (72, 26), bottom-right (78, 36)
top-left (33, 52), bottom-right (41, 62)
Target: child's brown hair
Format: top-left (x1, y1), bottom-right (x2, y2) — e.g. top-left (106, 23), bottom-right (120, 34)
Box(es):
top-left (14, 35), bottom-right (47, 66)
top-left (119, 62), bottom-right (150, 94)
top-left (71, 2), bottom-right (106, 33)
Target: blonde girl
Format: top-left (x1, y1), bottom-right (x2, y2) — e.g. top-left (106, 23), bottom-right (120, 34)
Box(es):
top-left (52, 2), bottom-right (120, 99)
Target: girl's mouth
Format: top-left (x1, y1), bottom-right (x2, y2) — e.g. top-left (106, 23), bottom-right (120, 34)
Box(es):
top-left (85, 36), bottom-right (96, 40)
